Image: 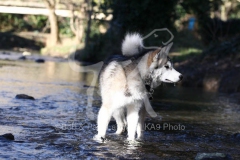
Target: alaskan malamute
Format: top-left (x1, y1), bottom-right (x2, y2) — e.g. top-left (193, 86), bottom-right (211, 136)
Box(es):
top-left (94, 33), bottom-right (183, 141)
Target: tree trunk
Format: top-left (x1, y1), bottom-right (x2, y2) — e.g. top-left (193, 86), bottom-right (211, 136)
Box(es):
top-left (44, 0), bottom-right (60, 46)
top-left (78, 20), bottom-right (84, 43)
top-left (70, 6), bottom-right (85, 44)
top-left (49, 8), bottom-right (60, 46)
top-left (85, 0), bottom-right (93, 47)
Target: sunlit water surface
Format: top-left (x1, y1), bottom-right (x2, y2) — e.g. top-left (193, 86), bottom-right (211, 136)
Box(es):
top-left (0, 59), bottom-right (239, 159)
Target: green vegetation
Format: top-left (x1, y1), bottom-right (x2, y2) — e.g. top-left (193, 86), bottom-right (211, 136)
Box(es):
top-left (0, 14), bottom-right (47, 32)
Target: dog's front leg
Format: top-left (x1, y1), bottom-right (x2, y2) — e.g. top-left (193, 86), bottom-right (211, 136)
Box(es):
top-left (143, 95), bottom-right (157, 117)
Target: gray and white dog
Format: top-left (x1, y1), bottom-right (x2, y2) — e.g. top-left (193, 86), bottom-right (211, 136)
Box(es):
top-left (94, 33), bottom-right (183, 141)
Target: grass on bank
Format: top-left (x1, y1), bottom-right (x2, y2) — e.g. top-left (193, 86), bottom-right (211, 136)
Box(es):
top-left (170, 48), bottom-right (203, 62)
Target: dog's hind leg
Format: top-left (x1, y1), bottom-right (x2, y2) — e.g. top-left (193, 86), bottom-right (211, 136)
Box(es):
top-left (126, 102), bottom-right (142, 141)
top-left (137, 106), bottom-right (146, 140)
top-left (96, 105), bottom-right (112, 139)
top-left (112, 108), bottom-right (126, 134)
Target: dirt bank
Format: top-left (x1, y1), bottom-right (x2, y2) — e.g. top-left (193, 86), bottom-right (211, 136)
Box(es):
top-left (175, 54), bottom-right (240, 93)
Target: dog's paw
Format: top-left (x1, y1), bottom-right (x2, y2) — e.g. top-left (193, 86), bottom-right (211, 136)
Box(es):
top-left (115, 125), bottom-right (126, 135)
top-left (126, 138), bottom-right (143, 146)
top-left (127, 137), bottom-right (135, 141)
top-left (136, 137), bottom-right (144, 142)
top-left (115, 130), bottom-right (123, 135)
top-left (93, 135), bottom-right (106, 143)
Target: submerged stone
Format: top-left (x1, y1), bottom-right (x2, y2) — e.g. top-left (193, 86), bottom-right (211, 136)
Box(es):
top-left (232, 133), bottom-right (240, 140)
top-left (195, 153), bottom-right (232, 160)
top-left (15, 94), bottom-right (35, 100)
top-left (19, 56), bottom-right (26, 60)
top-left (2, 51), bottom-right (10, 55)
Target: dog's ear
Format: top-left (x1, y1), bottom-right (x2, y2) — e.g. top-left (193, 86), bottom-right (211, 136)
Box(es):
top-left (149, 48), bottom-right (164, 71)
top-left (149, 42), bottom-right (173, 70)
top-left (153, 42), bottom-right (173, 60)
top-left (161, 42), bottom-right (173, 56)
top-left (153, 42), bottom-right (173, 67)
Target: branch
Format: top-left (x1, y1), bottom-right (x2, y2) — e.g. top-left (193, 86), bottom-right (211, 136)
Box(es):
top-left (69, 3), bottom-right (77, 35)
top-left (70, 17), bottom-right (77, 35)
top-left (43, 0), bottom-right (55, 9)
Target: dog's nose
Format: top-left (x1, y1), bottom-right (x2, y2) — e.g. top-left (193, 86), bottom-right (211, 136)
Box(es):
top-left (179, 75), bottom-right (183, 81)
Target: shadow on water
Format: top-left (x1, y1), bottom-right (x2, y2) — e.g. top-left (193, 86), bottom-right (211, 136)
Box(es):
top-left (0, 59), bottom-right (239, 159)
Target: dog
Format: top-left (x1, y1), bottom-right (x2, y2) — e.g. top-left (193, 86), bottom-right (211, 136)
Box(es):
top-left (94, 33), bottom-right (183, 141)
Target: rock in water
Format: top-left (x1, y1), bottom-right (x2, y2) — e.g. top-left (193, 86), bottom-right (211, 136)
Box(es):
top-left (15, 94), bottom-right (35, 100)
top-left (232, 133), bottom-right (240, 140)
top-left (0, 133), bottom-right (14, 141)
top-left (195, 153), bottom-right (232, 160)
top-left (35, 59), bottom-right (45, 63)
top-left (2, 51), bottom-right (10, 55)
top-left (19, 56), bottom-right (26, 60)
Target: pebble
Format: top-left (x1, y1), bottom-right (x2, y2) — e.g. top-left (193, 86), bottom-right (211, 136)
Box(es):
top-left (15, 94), bottom-right (35, 100)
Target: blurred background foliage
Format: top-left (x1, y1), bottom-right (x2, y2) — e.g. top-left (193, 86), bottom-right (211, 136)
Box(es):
top-left (0, 0), bottom-right (239, 61)
top-left (83, 0), bottom-right (240, 62)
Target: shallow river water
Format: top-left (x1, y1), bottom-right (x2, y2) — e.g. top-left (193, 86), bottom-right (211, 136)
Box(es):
top-left (0, 58), bottom-right (239, 159)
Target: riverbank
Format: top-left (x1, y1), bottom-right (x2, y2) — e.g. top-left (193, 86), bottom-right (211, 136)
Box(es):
top-left (175, 52), bottom-right (240, 93)
top-left (0, 32), bottom-right (81, 57)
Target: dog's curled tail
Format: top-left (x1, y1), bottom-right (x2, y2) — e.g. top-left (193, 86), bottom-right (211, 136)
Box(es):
top-left (121, 33), bottom-right (143, 56)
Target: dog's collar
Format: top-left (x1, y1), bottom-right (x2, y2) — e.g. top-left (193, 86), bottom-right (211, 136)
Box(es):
top-left (145, 84), bottom-right (153, 100)
top-left (145, 74), bottom-right (154, 100)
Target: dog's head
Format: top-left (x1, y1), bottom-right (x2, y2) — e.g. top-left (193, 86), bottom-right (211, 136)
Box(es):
top-left (147, 43), bottom-right (183, 88)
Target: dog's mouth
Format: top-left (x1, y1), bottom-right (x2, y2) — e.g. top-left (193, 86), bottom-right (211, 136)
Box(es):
top-left (165, 79), bottom-right (174, 83)
top-left (165, 78), bottom-right (182, 83)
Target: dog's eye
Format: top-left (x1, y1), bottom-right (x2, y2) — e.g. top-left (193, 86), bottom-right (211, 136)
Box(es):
top-left (165, 65), bottom-right (169, 69)
top-left (155, 66), bottom-right (158, 69)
